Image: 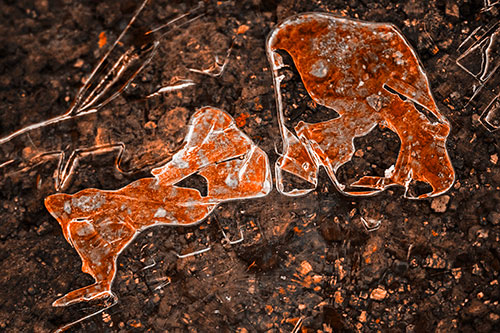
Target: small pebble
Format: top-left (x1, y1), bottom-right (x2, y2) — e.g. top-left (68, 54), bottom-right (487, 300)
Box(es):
top-left (431, 195), bottom-right (450, 213)
top-left (370, 287), bottom-right (387, 301)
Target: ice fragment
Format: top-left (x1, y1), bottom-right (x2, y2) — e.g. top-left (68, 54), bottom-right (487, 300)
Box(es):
top-left (267, 13), bottom-right (455, 198)
top-left (45, 106), bottom-right (272, 307)
top-left (457, 21), bottom-right (500, 131)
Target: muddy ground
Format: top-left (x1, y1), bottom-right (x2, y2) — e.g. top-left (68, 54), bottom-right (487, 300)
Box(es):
top-left (0, 0), bottom-right (499, 332)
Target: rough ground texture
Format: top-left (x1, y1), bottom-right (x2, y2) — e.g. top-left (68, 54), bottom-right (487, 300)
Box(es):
top-left (0, 0), bottom-right (499, 332)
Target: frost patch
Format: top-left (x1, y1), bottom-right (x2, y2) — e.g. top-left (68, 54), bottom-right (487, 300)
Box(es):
top-left (71, 194), bottom-right (106, 212)
top-left (171, 154), bottom-right (189, 169)
top-left (154, 207), bottom-right (167, 218)
top-left (310, 59), bottom-right (329, 78)
top-left (64, 201), bottom-right (72, 215)
top-left (225, 174), bottom-right (239, 188)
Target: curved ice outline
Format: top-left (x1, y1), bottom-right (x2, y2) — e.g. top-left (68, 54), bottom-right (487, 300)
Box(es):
top-left (266, 12), bottom-right (455, 199)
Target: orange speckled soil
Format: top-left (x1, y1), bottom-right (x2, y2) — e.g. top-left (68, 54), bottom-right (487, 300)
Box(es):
top-left (0, 1), bottom-right (499, 332)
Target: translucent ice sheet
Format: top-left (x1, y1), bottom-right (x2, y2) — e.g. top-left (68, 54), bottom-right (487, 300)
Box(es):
top-left (266, 13), bottom-right (455, 199)
top-left (45, 106), bottom-right (271, 307)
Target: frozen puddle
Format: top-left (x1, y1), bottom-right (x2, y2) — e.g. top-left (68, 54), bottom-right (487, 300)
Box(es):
top-left (45, 107), bottom-right (272, 307)
top-left (266, 13), bottom-right (455, 198)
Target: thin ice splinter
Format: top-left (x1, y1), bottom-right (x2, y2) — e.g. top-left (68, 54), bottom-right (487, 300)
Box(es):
top-left (456, 21), bottom-right (500, 131)
top-left (0, 0), bottom-right (204, 190)
top-left (267, 13), bottom-right (455, 198)
top-left (45, 107), bottom-right (272, 307)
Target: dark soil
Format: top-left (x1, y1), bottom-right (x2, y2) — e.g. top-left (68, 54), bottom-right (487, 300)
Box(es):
top-left (0, 0), bottom-right (499, 332)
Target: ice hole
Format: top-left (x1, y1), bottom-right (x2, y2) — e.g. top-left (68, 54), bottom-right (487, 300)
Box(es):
top-left (406, 179), bottom-right (434, 198)
top-left (383, 84), bottom-right (407, 101)
top-left (336, 125), bottom-right (400, 192)
top-left (279, 168), bottom-right (317, 194)
top-left (274, 49), bottom-right (340, 126)
top-left (384, 83), bottom-right (441, 124)
top-left (174, 172), bottom-right (208, 197)
top-left (412, 101), bottom-right (441, 124)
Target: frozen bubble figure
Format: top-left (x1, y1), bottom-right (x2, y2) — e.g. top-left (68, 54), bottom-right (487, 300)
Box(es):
top-left (267, 13), bottom-right (455, 198)
top-left (45, 107), bottom-right (272, 307)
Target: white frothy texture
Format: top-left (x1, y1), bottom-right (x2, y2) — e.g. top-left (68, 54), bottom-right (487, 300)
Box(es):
top-left (154, 207), bottom-right (167, 218)
top-left (71, 194), bottom-right (105, 212)
top-left (225, 174), bottom-right (239, 188)
top-left (64, 201), bottom-right (72, 215)
top-left (309, 59), bottom-right (329, 78)
top-left (171, 154), bottom-right (189, 169)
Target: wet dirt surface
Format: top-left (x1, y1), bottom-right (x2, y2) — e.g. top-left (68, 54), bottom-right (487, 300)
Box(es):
top-left (0, 0), bottom-right (499, 332)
